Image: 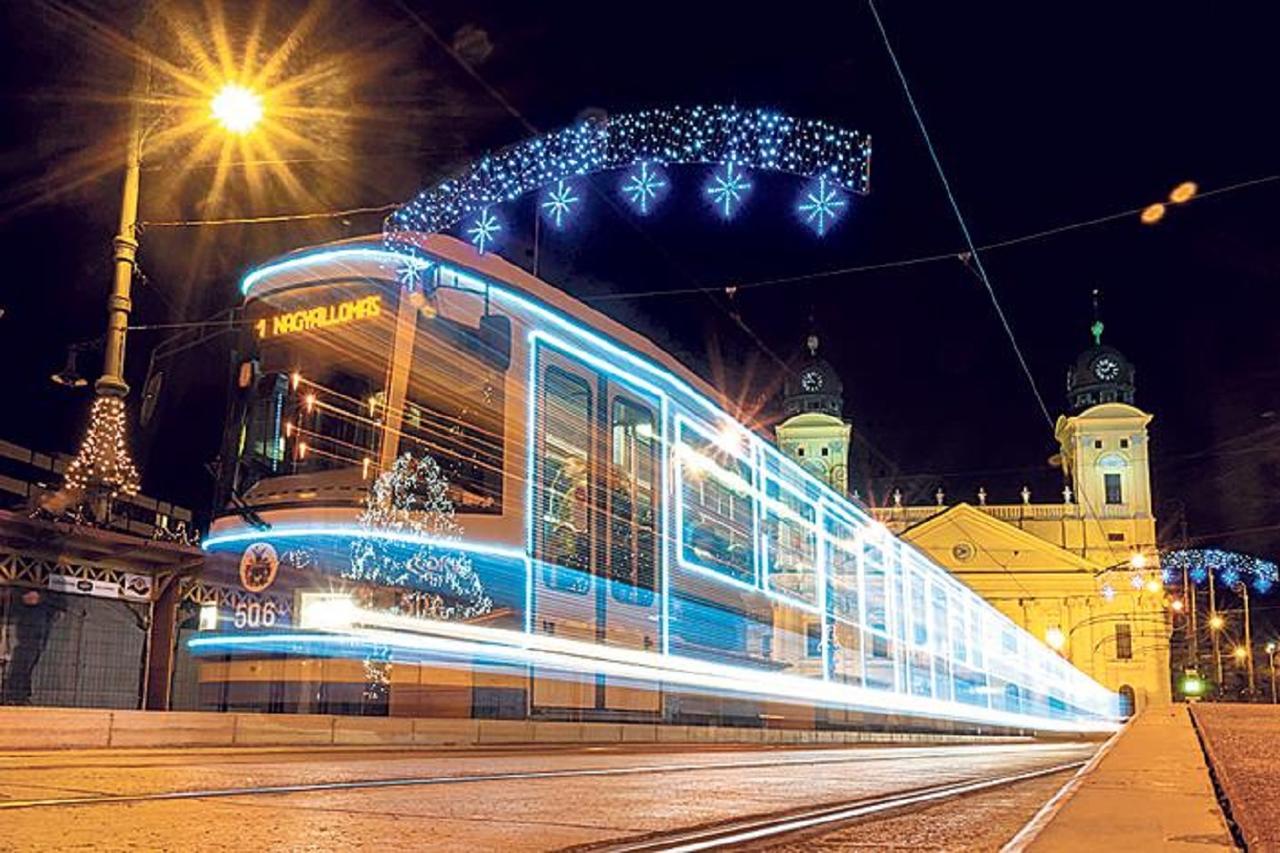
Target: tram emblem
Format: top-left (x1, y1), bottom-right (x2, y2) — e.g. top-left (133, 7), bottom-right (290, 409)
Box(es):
top-left (239, 542), bottom-right (280, 593)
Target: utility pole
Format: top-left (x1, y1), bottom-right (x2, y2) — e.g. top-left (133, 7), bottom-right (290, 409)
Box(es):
top-left (1240, 583), bottom-right (1255, 694)
top-left (1209, 570), bottom-right (1223, 688)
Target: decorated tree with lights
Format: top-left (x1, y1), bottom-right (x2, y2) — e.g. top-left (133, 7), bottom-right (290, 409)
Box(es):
top-left (348, 451), bottom-right (492, 621)
top-left (64, 396), bottom-right (141, 510)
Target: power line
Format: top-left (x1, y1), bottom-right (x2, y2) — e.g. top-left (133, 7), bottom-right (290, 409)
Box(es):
top-left (869, 0), bottom-right (1052, 430)
top-left (141, 203), bottom-right (398, 227)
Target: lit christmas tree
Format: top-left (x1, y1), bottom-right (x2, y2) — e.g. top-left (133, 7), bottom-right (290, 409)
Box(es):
top-left (348, 452), bottom-right (492, 620)
top-left (64, 396), bottom-right (141, 500)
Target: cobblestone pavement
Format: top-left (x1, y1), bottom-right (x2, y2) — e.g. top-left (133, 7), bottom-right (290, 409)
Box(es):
top-left (1192, 703), bottom-right (1280, 850)
top-left (0, 741), bottom-right (1093, 851)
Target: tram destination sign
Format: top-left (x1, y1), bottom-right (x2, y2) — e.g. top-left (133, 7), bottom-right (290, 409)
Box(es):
top-left (255, 294), bottom-right (383, 339)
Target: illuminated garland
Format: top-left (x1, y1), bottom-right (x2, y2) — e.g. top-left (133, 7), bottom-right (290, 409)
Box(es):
top-left (64, 396), bottom-right (141, 499)
top-left (386, 104), bottom-right (872, 247)
top-left (1163, 548), bottom-right (1278, 594)
top-left (348, 452), bottom-right (493, 619)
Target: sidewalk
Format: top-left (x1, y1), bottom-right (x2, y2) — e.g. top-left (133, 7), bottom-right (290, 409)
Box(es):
top-left (1017, 705), bottom-right (1235, 851)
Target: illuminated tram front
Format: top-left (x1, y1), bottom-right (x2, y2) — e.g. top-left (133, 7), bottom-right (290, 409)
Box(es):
top-left (195, 234), bottom-right (1120, 733)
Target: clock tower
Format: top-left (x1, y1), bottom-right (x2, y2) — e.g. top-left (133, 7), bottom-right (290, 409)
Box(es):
top-left (1054, 297), bottom-right (1156, 560)
top-left (776, 335), bottom-right (853, 494)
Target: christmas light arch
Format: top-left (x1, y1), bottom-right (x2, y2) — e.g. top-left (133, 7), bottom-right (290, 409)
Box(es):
top-left (386, 104), bottom-right (872, 252)
top-left (1163, 548), bottom-right (1279, 594)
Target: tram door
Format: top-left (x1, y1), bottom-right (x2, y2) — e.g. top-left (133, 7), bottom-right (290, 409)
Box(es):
top-left (531, 347), bottom-right (660, 715)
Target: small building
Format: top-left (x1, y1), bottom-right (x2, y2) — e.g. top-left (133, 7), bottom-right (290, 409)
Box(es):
top-left (775, 319), bottom-right (1171, 715)
top-left (0, 438), bottom-right (202, 710)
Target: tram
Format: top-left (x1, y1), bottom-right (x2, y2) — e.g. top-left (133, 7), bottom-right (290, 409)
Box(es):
top-left (191, 233), bottom-right (1120, 733)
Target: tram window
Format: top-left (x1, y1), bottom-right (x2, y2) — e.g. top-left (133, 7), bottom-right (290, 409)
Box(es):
top-left (539, 367), bottom-right (593, 591)
top-left (401, 312), bottom-right (505, 514)
top-left (909, 570), bottom-right (928, 646)
top-left (862, 550), bottom-right (888, 633)
top-left (764, 477), bottom-right (818, 604)
top-left (607, 398), bottom-right (658, 601)
top-left (678, 424), bottom-right (755, 584)
top-left (825, 523), bottom-right (860, 624)
top-left (245, 281), bottom-right (395, 484)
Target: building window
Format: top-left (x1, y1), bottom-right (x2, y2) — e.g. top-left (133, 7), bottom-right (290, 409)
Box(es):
top-left (796, 447), bottom-right (804, 456)
top-left (821, 447), bottom-right (829, 457)
top-left (1094, 439), bottom-right (1103, 449)
top-left (1114, 623), bottom-right (1133, 660)
top-left (1108, 532), bottom-right (1125, 542)
top-left (1104, 473), bottom-right (1123, 504)
top-left (1120, 438), bottom-right (1129, 449)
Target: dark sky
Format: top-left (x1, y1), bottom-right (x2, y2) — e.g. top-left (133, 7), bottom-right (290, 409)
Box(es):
top-left (2, 1), bottom-right (1278, 575)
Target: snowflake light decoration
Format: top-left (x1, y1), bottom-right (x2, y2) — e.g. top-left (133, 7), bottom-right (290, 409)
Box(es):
top-left (1163, 548), bottom-right (1279, 594)
top-left (387, 105), bottom-right (871, 242)
top-left (540, 179), bottom-right (580, 228)
top-left (705, 161), bottom-right (752, 219)
top-left (396, 257), bottom-right (430, 290)
top-left (621, 162), bottom-right (668, 214)
top-left (1100, 583), bottom-right (1116, 602)
top-left (466, 207), bottom-right (501, 254)
top-left (798, 174), bottom-right (848, 236)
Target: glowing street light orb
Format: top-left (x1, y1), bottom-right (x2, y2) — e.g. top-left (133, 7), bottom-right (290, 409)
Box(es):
top-left (1169, 181), bottom-right (1198, 204)
top-left (1129, 552), bottom-right (1148, 570)
top-left (1140, 202), bottom-right (1166, 225)
top-left (1145, 577), bottom-right (1163, 594)
top-left (1045, 627), bottom-right (1066, 652)
top-left (1209, 613), bottom-right (1225, 631)
top-left (1233, 646), bottom-right (1248, 661)
top-left (211, 83), bottom-right (264, 134)
top-left (1170, 598), bottom-right (1185, 613)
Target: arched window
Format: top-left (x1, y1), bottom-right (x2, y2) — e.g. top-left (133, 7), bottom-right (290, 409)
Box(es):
top-left (1118, 684), bottom-right (1136, 717)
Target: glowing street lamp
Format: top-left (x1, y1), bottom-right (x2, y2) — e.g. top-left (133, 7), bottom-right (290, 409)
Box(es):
top-left (1234, 646), bottom-right (1248, 662)
top-left (211, 83), bottom-right (264, 134)
top-left (68, 70), bottom-right (268, 509)
top-left (1266, 641), bottom-right (1278, 704)
top-left (1209, 613), bottom-right (1225, 631)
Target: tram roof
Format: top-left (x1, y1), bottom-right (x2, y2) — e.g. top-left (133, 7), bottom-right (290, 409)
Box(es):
top-left (241, 232), bottom-right (746, 428)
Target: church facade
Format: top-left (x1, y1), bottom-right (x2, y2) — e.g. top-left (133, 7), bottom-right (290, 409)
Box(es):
top-left (774, 322), bottom-right (1172, 715)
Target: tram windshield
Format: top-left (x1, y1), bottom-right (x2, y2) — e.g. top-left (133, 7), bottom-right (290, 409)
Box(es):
top-left (232, 281), bottom-right (506, 513)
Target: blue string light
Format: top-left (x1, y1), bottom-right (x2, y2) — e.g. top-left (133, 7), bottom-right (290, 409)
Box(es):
top-left (540, 179), bottom-right (580, 229)
top-left (1163, 548), bottom-right (1279, 594)
top-left (386, 105), bottom-right (871, 243)
top-left (621, 162), bottom-right (668, 214)
top-left (465, 207), bottom-right (501, 254)
top-left (705, 161), bottom-right (752, 219)
top-left (797, 174), bottom-right (848, 236)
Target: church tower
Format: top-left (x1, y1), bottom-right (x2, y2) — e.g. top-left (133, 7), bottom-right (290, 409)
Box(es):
top-left (775, 334), bottom-right (852, 494)
top-left (1054, 294), bottom-right (1156, 558)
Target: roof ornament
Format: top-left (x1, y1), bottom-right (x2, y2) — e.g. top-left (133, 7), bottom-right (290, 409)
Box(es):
top-left (807, 333), bottom-right (819, 357)
top-left (1090, 288), bottom-right (1105, 346)
top-left (935, 487), bottom-right (945, 506)
top-left (977, 486), bottom-right (987, 506)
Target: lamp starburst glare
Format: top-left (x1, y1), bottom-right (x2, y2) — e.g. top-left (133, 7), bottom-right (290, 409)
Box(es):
top-left (210, 83), bottom-right (264, 134)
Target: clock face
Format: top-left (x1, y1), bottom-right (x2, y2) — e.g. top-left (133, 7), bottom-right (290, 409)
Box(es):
top-left (801, 370), bottom-right (824, 392)
top-left (1093, 357), bottom-right (1120, 381)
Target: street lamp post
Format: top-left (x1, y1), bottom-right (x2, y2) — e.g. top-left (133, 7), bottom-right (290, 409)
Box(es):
top-left (1266, 642), bottom-right (1277, 704)
top-left (1236, 582), bottom-right (1255, 695)
top-left (1208, 569), bottom-right (1223, 689)
top-left (66, 72), bottom-right (263, 508)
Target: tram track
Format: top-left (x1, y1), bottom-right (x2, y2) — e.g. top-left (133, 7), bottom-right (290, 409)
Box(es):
top-left (0, 743), bottom-right (1090, 812)
top-left (575, 761), bottom-right (1085, 852)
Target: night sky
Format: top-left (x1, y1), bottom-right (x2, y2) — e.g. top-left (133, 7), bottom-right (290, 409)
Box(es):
top-left (2, 1), bottom-right (1278, 583)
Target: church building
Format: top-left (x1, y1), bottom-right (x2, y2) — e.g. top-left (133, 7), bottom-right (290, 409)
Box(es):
top-left (774, 319), bottom-right (1172, 715)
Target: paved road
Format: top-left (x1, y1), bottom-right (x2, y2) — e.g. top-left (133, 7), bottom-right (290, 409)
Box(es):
top-left (0, 740), bottom-right (1096, 851)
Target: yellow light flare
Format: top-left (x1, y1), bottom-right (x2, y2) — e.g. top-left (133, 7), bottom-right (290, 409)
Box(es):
top-left (210, 84), bottom-right (264, 134)
top-left (1209, 613), bottom-right (1225, 631)
top-left (1233, 646), bottom-right (1248, 661)
top-left (1169, 181), bottom-right (1198, 204)
top-left (1140, 203), bottom-right (1166, 225)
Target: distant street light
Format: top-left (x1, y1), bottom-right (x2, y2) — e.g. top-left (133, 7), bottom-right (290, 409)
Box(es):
top-left (1169, 181), bottom-right (1198, 204)
top-left (1209, 613), bottom-right (1225, 630)
top-left (1234, 646), bottom-right (1248, 662)
top-left (1266, 641), bottom-right (1278, 704)
top-left (1140, 203), bottom-right (1166, 225)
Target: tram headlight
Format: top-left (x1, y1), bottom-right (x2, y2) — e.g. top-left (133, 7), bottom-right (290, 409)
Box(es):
top-left (299, 593), bottom-right (357, 630)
